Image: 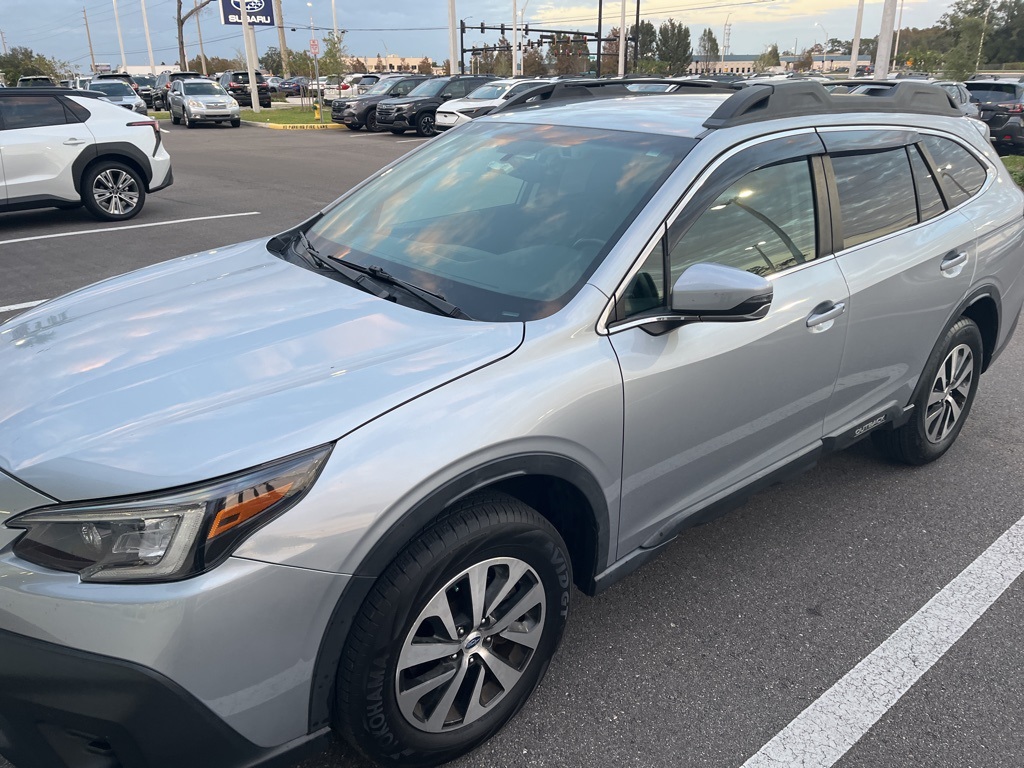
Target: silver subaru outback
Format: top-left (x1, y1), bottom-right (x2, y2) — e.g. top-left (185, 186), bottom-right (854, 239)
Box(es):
top-left (1, 80), bottom-right (1023, 768)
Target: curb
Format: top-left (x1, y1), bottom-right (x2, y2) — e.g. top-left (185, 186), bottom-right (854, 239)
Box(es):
top-left (241, 120), bottom-right (344, 130)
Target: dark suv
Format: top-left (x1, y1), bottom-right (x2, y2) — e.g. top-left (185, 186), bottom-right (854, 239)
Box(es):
top-left (153, 71), bottom-right (203, 110)
top-left (376, 75), bottom-right (494, 136)
top-left (219, 70), bottom-right (271, 108)
top-left (332, 74), bottom-right (431, 131)
top-left (965, 80), bottom-right (1024, 150)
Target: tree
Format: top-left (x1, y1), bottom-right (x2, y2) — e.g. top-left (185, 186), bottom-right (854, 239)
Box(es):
top-left (656, 19), bottom-right (692, 74)
top-left (176, 0), bottom-right (215, 70)
top-left (188, 55), bottom-right (242, 73)
top-left (494, 36), bottom-right (513, 76)
top-left (753, 43), bottom-right (781, 73)
top-left (603, 26), bottom-right (621, 61)
top-left (944, 16), bottom-right (985, 78)
top-left (826, 38), bottom-right (853, 56)
top-left (0, 46), bottom-right (71, 83)
top-left (627, 20), bottom-right (657, 67)
top-left (375, 54), bottom-right (385, 72)
top-left (522, 46), bottom-right (547, 76)
top-left (260, 47), bottom-right (283, 76)
top-left (348, 57), bottom-right (368, 73)
top-left (696, 28), bottom-right (719, 73)
top-left (792, 49), bottom-right (814, 72)
top-left (318, 31), bottom-right (348, 76)
top-left (478, 45), bottom-right (496, 74)
top-left (442, 59), bottom-right (451, 75)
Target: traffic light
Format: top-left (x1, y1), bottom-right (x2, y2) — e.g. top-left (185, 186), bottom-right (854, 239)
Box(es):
top-left (500, 23), bottom-right (506, 35)
top-left (524, 24), bottom-right (529, 36)
top-left (460, 20), bottom-right (466, 33)
top-left (480, 22), bottom-right (485, 33)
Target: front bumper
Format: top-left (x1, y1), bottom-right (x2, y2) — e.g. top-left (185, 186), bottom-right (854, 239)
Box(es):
top-left (378, 114), bottom-right (412, 130)
top-left (189, 106), bottom-right (241, 122)
top-left (0, 628), bottom-right (330, 768)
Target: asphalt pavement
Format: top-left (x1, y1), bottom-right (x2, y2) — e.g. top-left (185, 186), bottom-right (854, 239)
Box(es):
top-left (1, 124), bottom-right (1022, 768)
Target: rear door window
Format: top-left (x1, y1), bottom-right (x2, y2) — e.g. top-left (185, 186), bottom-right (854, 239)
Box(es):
top-left (0, 96), bottom-right (69, 130)
top-left (908, 146), bottom-right (946, 222)
top-left (919, 135), bottom-right (987, 208)
top-left (831, 149), bottom-right (917, 249)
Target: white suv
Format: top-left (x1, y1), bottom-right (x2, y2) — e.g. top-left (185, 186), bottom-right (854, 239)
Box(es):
top-left (435, 78), bottom-right (550, 130)
top-left (0, 88), bottom-right (173, 220)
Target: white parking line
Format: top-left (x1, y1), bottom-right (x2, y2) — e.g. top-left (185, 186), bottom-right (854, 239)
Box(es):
top-left (0, 300), bottom-right (46, 314)
top-left (396, 138), bottom-right (428, 143)
top-left (742, 514), bottom-right (1024, 768)
top-left (0, 211), bottom-right (261, 247)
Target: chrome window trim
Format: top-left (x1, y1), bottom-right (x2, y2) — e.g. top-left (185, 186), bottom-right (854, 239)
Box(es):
top-left (596, 224), bottom-right (665, 336)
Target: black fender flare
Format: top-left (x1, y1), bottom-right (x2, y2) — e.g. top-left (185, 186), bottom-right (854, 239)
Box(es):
top-left (306, 452), bottom-right (610, 732)
top-left (72, 142), bottom-right (154, 195)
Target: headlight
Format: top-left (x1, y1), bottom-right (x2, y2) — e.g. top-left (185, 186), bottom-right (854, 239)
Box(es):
top-left (458, 106), bottom-right (494, 118)
top-left (187, 98), bottom-right (203, 108)
top-left (229, 98), bottom-right (239, 107)
top-left (7, 445), bottom-right (331, 583)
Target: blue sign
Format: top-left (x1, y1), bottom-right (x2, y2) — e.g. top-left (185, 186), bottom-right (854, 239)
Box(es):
top-left (219, 0), bottom-right (275, 26)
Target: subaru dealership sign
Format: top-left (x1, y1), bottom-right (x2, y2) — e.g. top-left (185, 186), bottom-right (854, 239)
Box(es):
top-left (219, 0), bottom-right (275, 26)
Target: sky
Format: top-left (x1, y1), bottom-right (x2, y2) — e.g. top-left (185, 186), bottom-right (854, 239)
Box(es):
top-left (1, 0), bottom-right (956, 73)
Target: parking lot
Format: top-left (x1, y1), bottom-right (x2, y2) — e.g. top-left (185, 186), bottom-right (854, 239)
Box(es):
top-left (2, 125), bottom-right (1023, 768)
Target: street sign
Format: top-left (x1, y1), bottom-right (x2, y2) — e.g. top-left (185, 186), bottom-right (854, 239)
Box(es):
top-left (309, 39), bottom-right (320, 55)
top-left (219, 0), bottom-right (275, 26)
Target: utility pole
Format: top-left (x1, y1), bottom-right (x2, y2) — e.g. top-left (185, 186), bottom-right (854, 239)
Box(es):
top-left (850, 0), bottom-right (864, 76)
top-left (891, 0), bottom-right (905, 70)
top-left (241, 0), bottom-right (260, 112)
top-left (273, 0), bottom-right (289, 76)
top-left (332, 0), bottom-right (338, 41)
top-left (0, 28), bottom-right (8, 56)
top-left (633, 0), bottom-right (639, 71)
top-left (874, 0), bottom-right (898, 80)
top-left (111, 0), bottom-right (127, 71)
top-left (140, 0), bottom-right (156, 75)
top-left (83, 8), bottom-right (97, 71)
top-left (722, 14), bottom-right (732, 72)
top-left (617, 0), bottom-right (626, 75)
top-left (194, 0), bottom-right (208, 75)
top-left (596, 0), bottom-right (602, 77)
top-left (513, 0), bottom-right (519, 77)
top-left (448, 0), bottom-right (458, 76)
top-left (976, 1), bottom-right (991, 73)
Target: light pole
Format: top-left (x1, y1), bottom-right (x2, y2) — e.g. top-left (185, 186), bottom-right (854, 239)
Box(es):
top-left (815, 22), bottom-right (828, 71)
top-left (309, 2), bottom-right (322, 121)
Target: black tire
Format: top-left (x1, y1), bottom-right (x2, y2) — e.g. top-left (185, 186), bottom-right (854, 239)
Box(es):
top-left (416, 112), bottom-right (436, 137)
top-left (346, 123), bottom-right (362, 131)
top-left (230, 118), bottom-right (241, 128)
top-left (335, 493), bottom-right (571, 767)
top-left (367, 109), bottom-right (380, 132)
top-left (81, 160), bottom-right (146, 221)
top-left (390, 128), bottom-right (406, 135)
top-left (183, 109), bottom-right (195, 129)
top-left (873, 317), bottom-right (983, 465)
top-left (170, 107), bottom-right (180, 125)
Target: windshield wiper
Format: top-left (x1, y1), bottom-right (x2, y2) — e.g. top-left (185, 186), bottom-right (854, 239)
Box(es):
top-left (294, 231), bottom-right (391, 299)
top-left (326, 256), bottom-right (473, 320)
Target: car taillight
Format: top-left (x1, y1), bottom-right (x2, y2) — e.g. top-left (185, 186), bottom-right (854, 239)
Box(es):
top-left (340, 83), bottom-right (350, 90)
top-left (127, 119), bottom-right (160, 139)
top-left (164, 83), bottom-right (171, 89)
top-left (998, 102), bottom-right (1024, 114)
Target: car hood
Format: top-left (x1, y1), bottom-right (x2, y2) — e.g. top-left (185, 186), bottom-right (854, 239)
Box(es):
top-left (0, 240), bottom-right (524, 501)
top-left (187, 94), bottom-right (234, 104)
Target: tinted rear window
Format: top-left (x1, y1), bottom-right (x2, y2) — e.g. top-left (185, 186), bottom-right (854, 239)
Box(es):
top-left (965, 83), bottom-right (1022, 101)
top-left (832, 148), bottom-right (917, 249)
top-left (0, 95), bottom-right (69, 129)
top-left (920, 135), bottom-right (987, 207)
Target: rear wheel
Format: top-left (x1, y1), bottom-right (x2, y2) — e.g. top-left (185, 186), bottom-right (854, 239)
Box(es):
top-left (81, 161), bottom-right (146, 221)
top-left (873, 317), bottom-right (983, 465)
top-left (335, 493), bottom-right (571, 767)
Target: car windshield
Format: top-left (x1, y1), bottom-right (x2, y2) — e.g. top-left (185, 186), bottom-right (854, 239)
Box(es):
top-left (307, 121), bottom-right (694, 321)
top-left (92, 82), bottom-right (133, 96)
top-left (966, 83), bottom-right (1021, 101)
top-left (407, 79), bottom-right (447, 97)
top-left (185, 82), bottom-right (226, 96)
top-left (366, 79), bottom-right (401, 94)
top-left (466, 84), bottom-right (509, 100)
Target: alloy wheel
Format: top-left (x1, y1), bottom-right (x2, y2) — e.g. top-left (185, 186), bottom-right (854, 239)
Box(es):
top-left (395, 556), bottom-right (546, 733)
top-left (91, 169), bottom-right (140, 217)
top-left (925, 343), bottom-right (974, 443)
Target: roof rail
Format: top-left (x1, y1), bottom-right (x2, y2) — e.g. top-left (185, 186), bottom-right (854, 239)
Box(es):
top-left (488, 77), bottom-right (744, 116)
top-left (702, 80), bottom-right (960, 128)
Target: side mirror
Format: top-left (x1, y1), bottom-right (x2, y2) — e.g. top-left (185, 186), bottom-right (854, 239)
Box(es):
top-left (670, 263), bottom-right (773, 321)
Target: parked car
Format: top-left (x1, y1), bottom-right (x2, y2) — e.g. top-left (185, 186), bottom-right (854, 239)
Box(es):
top-left (0, 79), bottom-right (1020, 768)
top-left (354, 73), bottom-right (383, 93)
top-left (15, 76), bottom-right (57, 87)
top-left (133, 73), bottom-right (157, 106)
top-left (218, 70), bottom-right (271, 108)
top-left (167, 78), bottom-right (240, 128)
top-left (435, 78), bottom-right (551, 131)
top-left (88, 79), bottom-right (148, 115)
top-left (331, 74), bottom-right (430, 131)
top-left (965, 79), bottom-right (1024, 151)
top-left (376, 74), bottom-right (495, 135)
top-left (266, 76), bottom-right (284, 92)
top-left (278, 76), bottom-right (309, 96)
top-left (0, 87), bottom-right (171, 220)
top-left (153, 71), bottom-right (204, 110)
top-left (92, 72), bottom-right (140, 94)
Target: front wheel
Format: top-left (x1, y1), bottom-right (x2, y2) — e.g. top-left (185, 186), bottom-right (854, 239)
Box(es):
top-left (390, 128), bottom-right (406, 135)
top-left (183, 109), bottom-right (195, 129)
top-left (366, 109), bottom-right (380, 132)
top-left (335, 493), bottom-right (571, 767)
top-left (873, 317), bottom-right (983, 465)
top-left (346, 123), bottom-right (361, 131)
top-left (416, 112), bottom-right (436, 137)
top-left (170, 106), bottom-right (180, 125)
top-left (81, 161), bottom-right (146, 221)
top-left (230, 118), bottom-right (241, 128)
